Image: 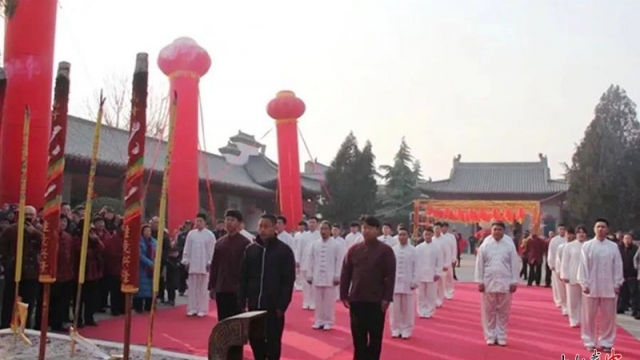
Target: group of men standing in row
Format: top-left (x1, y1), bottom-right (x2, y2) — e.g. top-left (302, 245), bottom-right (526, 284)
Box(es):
top-left (476, 219), bottom-right (638, 352)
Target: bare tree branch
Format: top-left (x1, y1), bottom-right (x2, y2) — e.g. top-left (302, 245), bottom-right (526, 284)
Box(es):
top-left (83, 72), bottom-right (169, 138)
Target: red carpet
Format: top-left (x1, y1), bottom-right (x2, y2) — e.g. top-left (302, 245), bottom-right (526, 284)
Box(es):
top-left (81, 283), bottom-right (640, 359)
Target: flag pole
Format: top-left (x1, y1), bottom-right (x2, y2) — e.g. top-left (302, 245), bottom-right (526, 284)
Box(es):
top-left (145, 92), bottom-right (177, 360)
top-left (10, 106), bottom-right (31, 346)
top-left (121, 53), bottom-right (149, 360)
top-left (70, 93), bottom-right (105, 356)
top-left (38, 61), bottom-right (71, 360)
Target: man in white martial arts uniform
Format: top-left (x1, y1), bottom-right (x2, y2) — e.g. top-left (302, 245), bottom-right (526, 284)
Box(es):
top-left (475, 221), bottom-right (519, 346)
top-left (390, 227), bottom-right (417, 339)
top-left (306, 221), bottom-right (342, 330)
top-left (293, 221), bottom-right (308, 291)
top-left (297, 217), bottom-right (320, 309)
top-left (332, 224), bottom-right (347, 301)
top-left (555, 227), bottom-right (574, 317)
top-left (560, 225), bottom-right (587, 327)
top-left (181, 212), bottom-right (216, 317)
top-left (433, 223), bottom-right (452, 307)
top-left (548, 224), bottom-right (568, 313)
top-left (441, 222), bottom-right (458, 300)
top-left (577, 218), bottom-right (624, 351)
top-left (378, 223), bottom-right (399, 247)
top-left (415, 227), bottom-right (443, 318)
top-left (345, 221), bottom-right (364, 249)
top-left (276, 216), bottom-right (295, 251)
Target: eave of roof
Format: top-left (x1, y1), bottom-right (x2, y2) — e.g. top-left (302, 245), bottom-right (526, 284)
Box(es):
top-left (419, 161), bottom-right (569, 195)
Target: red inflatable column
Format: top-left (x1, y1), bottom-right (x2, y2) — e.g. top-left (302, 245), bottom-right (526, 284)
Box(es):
top-left (158, 38), bottom-right (211, 231)
top-left (0, 1), bottom-right (58, 207)
top-left (267, 91), bottom-right (306, 231)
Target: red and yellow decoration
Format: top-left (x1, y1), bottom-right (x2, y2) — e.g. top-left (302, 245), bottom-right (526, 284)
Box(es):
top-left (121, 53), bottom-right (148, 294)
top-left (413, 200), bottom-right (541, 237)
top-left (40, 62), bottom-right (71, 284)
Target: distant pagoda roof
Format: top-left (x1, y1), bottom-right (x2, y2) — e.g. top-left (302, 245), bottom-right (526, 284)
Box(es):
top-left (230, 131), bottom-right (262, 147)
top-left (420, 154), bottom-right (568, 195)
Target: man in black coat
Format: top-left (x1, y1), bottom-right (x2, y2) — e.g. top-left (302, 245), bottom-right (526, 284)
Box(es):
top-left (618, 233), bottom-right (638, 315)
top-left (238, 214), bottom-right (296, 360)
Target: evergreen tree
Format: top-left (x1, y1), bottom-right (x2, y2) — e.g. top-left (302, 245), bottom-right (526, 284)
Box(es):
top-left (378, 137), bottom-right (420, 225)
top-left (318, 133), bottom-right (378, 225)
top-left (412, 160), bottom-right (423, 182)
top-left (567, 85), bottom-right (640, 229)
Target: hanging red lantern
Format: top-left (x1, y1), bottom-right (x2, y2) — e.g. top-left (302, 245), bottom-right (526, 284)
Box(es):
top-left (443, 208), bottom-right (453, 220)
top-left (469, 210), bottom-right (479, 222)
top-left (503, 209), bottom-right (515, 223)
top-left (492, 209), bottom-right (503, 221)
top-left (426, 208), bottom-right (435, 218)
top-left (434, 209), bottom-right (443, 219)
top-left (516, 208), bottom-right (526, 222)
top-left (480, 209), bottom-right (491, 222)
top-left (456, 209), bottom-right (465, 222)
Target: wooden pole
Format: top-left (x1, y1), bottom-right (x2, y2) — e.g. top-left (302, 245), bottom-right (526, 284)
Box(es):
top-left (11, 106), bottom-right (30, 344)
top-left (145, 92), bottom-right (178, 360)
top-left (38, 61), bottom-right (71, 360)
top-left (122, 53), bottom-right (149, 360)
top-left (70, 94), bottom-right (105, 356)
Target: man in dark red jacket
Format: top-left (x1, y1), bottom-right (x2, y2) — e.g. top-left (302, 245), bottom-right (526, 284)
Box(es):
top-left (525, 234), bottom-right (546, 287)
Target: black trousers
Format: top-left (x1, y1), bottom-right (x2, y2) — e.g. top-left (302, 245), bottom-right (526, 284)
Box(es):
top-left (248, 309), bottom-right (284, 360)
top-left (618, 278), bottom-right (638, 312)
top-left (520, 256), bottom-right (528, 279)
top-left (1, 278), bottom-right (38, 329)
top-left (178, 265), bottom-right (188, 294)
top-left (133, 297), bottom-right (153, 313)
top-left (349, 301), bottom-right (386, 360)
top-left (216, 292), bottom-right (242, 357)
top-left (106, 275), bottom-right (124, 316)
top-left (527, 262), bottom-right (542, 286)
top-left (165, 263), bottom-right (180, 303)
top-left (50, 281), bottom-right (73, 330)
top-left (544, 262), bottom-right (552, 286)
top-left (76, 280), bottom-right (99, 325)
top-left (158, 262), bottom-right (167, 301)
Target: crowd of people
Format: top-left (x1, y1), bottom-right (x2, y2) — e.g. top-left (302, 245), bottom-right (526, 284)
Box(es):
top-left (1, 199), bottom-right (639, 360)
top-left (476, 220), bottom-right (639, 352)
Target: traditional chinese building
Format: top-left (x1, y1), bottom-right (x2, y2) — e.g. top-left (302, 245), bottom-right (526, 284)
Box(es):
top-left (62, 116), bottom-right (326, 229)
top-left (418, 154), bottom-right (569, 235)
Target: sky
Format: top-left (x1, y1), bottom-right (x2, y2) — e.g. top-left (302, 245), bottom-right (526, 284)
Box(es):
top-left (4, 0), bottom-right (640, 180)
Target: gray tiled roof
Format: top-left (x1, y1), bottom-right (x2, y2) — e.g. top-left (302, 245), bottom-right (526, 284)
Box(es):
top-left (420, 160), bottom-right (569, 194)
top-left (66, 116), bottom-right (322, 194)
top-left (244, 155), bottom-right (325, 193)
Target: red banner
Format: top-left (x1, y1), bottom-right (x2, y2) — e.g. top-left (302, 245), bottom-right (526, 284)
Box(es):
top-left (121, 54), bottom-right (148, 293)
top-left (39, 63), bottom-right (71, 283)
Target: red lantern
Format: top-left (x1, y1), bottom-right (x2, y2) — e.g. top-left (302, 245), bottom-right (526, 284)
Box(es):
top-left (456, 209), bottom-right (465, 222)
top-left (158, 37), bottom-right (212, 232)
top-left (480, 209), bottom-right (491, 222)
top-left (443, 208), bottom-right (454, 220)
top-left (492, 209), bottom-right (503, 221)
top-left (267, 91), bottom-right (306, 120)
top-left (266, 91), bottom-right (306, 232)
top-left (504, 209), bottom-right (514, 222)
top-left (426, 208), bottom-right (435, 218)
top-left (469, 210), bottom-right (479, 222)
top-left (516, 208), bottom-right (526, 222)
